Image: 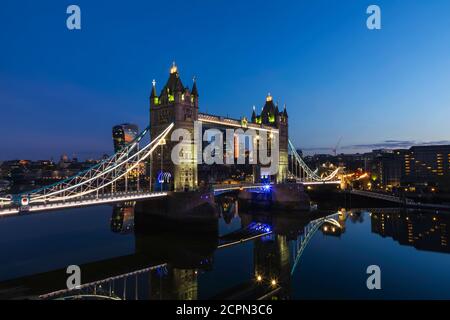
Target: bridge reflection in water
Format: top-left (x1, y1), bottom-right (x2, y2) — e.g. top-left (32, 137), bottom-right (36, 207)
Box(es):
top-left (1, 196), bottom-right (449, 300)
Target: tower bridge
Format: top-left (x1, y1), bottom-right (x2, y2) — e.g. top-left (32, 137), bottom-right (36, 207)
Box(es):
top-left (0, 63), bottom-right (341, 215)
top-left (149, 62), bottom-right (291, 190)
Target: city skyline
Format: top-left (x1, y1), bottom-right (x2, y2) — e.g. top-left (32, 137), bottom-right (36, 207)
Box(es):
top-left (1, 0), bottom-right (450, 160)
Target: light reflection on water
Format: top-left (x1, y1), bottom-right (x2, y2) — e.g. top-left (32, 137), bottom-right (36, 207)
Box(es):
top-left (0, 197), bottom-right (450, 300)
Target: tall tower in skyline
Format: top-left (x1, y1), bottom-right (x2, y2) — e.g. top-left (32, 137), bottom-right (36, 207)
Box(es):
top-left (150, 63), bottom-right (199, 191)
top-left (112, 123), bottom-right (139, 153)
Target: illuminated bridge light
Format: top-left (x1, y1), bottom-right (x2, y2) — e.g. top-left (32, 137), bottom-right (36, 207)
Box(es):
top-left (157, 171), bottom-right (172, 184)
top-left (248, 222), bottom-right (272, 233)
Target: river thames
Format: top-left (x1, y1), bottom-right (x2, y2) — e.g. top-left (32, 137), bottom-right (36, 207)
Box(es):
top-left (0, 196), bottom-right (449, 300)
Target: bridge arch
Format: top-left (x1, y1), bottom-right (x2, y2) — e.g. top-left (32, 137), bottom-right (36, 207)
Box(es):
top-left (290, 213), bottom-right (341, 276)
top-left (288, 140), bottom-right (341, 182)
top-left (0, 123), bottom-right (173, 214)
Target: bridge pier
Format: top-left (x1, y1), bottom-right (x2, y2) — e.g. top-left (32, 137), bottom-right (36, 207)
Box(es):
top-left (134, 189), bottom-right (218, 233)
top-left (238, 183), bottom-right (311, 212)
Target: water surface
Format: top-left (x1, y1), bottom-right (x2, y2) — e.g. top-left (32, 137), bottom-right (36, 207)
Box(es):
top-left (0, 200), bottom-right (449, 300)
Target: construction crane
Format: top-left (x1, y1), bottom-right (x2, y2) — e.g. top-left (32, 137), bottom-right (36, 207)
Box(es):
top-left (332, 137), bottom-right (342, 156)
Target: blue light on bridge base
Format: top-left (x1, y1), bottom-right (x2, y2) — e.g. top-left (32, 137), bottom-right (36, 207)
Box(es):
top-left (248, 222), bottom-right (272, 233)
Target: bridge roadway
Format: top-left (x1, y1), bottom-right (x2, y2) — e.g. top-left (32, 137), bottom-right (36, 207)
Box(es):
top-left (0, 181), bottom-right (342, 217)
top-left (349, 189), bottom-right (415, 205)
top-left (214, 181), bottom-right (340, 192)
top-left (218, 222), bottom-right (272, 249)
top-left (0, 182), bottom-right (329, 217)
top-left (0, 191), bottom-right (168, 217)
top-left (349, 189), bottom-right (450, 211)
top-left (4, 182), bottom-right (449, 217)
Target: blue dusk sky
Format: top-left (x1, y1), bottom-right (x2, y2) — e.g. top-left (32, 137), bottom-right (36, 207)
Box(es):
top-left (1, 0), bottom-right (450, 160)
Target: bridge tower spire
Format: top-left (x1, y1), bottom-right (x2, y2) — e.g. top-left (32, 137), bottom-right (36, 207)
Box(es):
top-left (251, 93), bottom-right (289, 183)
top-left (276, 102), bottom-right (289, 183)
top-left (251, 105), bottom-right (256, 123)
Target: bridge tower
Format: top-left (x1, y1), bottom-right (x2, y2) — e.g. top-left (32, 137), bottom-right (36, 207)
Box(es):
top-left (251, 94), bottom-right (289, 183)
top-left (254, 235), bottom-right (291, 298)
top-left (277, 104), bottom-right (289, 183)
top-left (150, 63), bottom-right (198, 191)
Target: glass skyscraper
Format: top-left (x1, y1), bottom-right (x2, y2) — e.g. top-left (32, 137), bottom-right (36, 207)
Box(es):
top-left (112, 123), bottom-right (139, 152)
